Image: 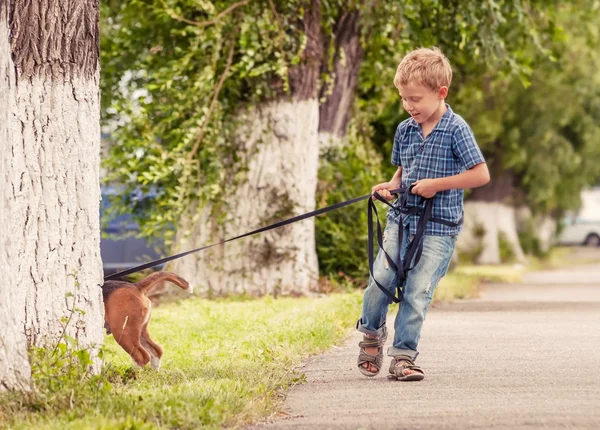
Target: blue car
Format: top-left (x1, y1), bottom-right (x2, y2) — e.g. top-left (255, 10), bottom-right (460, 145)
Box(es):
top-left (100, 188), bottom-right (165, 278)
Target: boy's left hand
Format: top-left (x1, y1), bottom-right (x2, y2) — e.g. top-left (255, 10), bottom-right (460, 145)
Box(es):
top-left (411, 179), bottom-right (438, 198)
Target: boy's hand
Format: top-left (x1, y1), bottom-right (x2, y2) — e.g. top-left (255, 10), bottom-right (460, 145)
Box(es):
top-left (371, 182), bottom-right (398, 201)
top-left (411, 179), bottom-right (438, 198)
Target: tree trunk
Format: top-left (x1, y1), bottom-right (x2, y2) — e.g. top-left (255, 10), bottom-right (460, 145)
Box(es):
top-left (318, 10), bottom-right (363, 152)
top-left (515, 206), bottom-right (557, 253)
top-left (174, 100), bottom-right (321, 296)
top-left (0, 0), bottom-right (104, 386)
top-left (458, 172), bottom-right (526, 264)
top-left (0, 0), bottom-right (31, 391)
top-left (172, 1), bottom-right (323, 296)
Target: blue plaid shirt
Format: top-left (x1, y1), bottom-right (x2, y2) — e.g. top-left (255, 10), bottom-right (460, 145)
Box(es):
top-left (387, 104), bottom-right (485, 236)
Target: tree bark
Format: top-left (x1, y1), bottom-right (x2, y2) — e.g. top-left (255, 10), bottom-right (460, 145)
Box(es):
top-left (318, 10), bottom-right (363, 142)
top-left (0, 0), bottom-right (104, 388)
top-left (0, 0), bottom-right (31, 391)
top-left (173, 100), bottom-right (321, 296)
top-left (318, 9), bottom-right (363, 157)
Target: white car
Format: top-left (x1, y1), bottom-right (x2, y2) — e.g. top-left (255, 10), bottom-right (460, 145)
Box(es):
top-left (558, 217), bottom-right (600, 247)
top-left (557, 188), bottom-right (600, 247)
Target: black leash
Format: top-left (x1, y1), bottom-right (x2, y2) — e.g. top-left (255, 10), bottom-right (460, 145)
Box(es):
top-left (104, 192), bottom-right (374, 281)
top-left (104, 187), bottom-right (461, 304)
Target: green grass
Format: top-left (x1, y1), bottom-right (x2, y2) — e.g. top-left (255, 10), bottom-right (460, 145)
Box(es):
top-left (528, 246), bottom-right (600, 270)
top-left (435, 246), bottom-right (600, 302)
top-left (1, 293), bottom-right (361, 430)
top-left (434, 264), bottom-right (524, 301)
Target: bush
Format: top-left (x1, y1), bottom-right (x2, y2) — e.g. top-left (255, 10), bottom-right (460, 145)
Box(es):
top-left (315, 124), bottom-right (387, 285)
top-left (498, 231), bottom-right (517, 263)
top-left (517, 219), bottom-right (547, 258)
top-left (0, 304), bottom-right (120, 427)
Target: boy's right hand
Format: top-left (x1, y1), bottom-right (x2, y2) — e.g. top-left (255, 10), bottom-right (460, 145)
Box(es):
top-left (371, 182), bottom-right (398, 201)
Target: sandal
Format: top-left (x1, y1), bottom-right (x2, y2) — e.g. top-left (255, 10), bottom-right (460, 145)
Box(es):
top-left (387, 355), bottom-right (425, 381)
top-left (357, 327), bottom-right (387, 377)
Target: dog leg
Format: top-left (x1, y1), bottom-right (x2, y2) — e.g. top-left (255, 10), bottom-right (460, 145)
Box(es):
top-left (140, 324), bottom-right (163, 370)
top-left (123, 340), bottom-right (151, 367)
top-left (114, 325), bottom-right (151, 367)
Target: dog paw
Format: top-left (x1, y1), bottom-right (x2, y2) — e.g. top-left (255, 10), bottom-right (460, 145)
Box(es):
top-left (131, 358), bottom-right (144, 368)
top-left (188, 285), bottom-right (194, 294)
top-left (150, 356), bottom-right (161, 370)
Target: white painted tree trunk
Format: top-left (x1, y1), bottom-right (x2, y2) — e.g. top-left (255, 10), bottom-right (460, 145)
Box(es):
top-left (0, 0), bottom-right (104, 388)
top-left (515, 206), bottom-right (557, 253)
top-left (173, 100), bottom-right (320, 296)
top-left (457, 201), bottom-right (526, 264)
top-left (0, 2), bottom-right (31, 391)
top-left (13, 75), bottom-right (105, 345)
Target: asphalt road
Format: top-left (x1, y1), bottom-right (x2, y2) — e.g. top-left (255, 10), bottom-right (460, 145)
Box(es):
top-left (250, 263), bottom-right (600, 429)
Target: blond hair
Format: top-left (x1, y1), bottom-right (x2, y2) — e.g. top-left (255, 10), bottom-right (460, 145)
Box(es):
top-left (393, 47), bottom-right (452, 91)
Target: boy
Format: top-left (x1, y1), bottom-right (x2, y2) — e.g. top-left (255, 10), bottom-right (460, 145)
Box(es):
top-left (357, 47), bottom-right (490, 381)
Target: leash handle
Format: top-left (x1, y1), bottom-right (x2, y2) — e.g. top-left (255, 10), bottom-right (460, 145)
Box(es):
top-left (367, 185), bottom-right (438, 304)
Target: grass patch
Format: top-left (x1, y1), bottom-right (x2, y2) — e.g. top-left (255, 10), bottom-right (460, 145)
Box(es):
top-left (434, 273), bottom-right (481, 301)
top-left (529, 246), bottom-right (600, 270)
top-left (434, 263), bottom-right (526, 302)
top-left (1, 293), bottom-right (361, 430)
top-left (452, 264), bottom-right (525, 283)
top-left (435, 246), bottom-right (600, 302)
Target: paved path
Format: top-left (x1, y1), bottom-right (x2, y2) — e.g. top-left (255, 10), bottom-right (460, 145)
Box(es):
top-left (250, 264), bottom-right (600, 429)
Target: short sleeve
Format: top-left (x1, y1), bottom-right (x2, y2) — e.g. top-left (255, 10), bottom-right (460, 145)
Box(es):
top-left (391, 123), bottom-right (405, 166)
top-left (452, 123), bottom-right (485, 170)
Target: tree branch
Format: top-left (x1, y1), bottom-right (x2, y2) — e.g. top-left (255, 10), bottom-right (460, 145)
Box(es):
top-left (267, 0), bottom-right (289, 90)
top-left (172, 27), bottom-right (239, 221)
top-left (187, 27), bottom-right (238, 161)
top-left (162, 0), bottom-right (250, 29)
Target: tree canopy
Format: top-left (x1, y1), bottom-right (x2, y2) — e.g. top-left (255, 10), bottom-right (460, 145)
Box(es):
top-left (100, 0), bottom-right (569, 240)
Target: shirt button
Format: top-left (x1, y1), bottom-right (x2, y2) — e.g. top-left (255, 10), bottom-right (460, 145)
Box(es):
top-left (420, 146), bottom-right (424, 152)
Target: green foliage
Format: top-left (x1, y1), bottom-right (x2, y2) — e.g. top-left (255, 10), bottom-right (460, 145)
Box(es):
top-left (518, 230), bottom-right (543, 258)
top-left (452, 3), bottom-right (600, 213)
top-left (498, 231), bottom-right (516, 263)
top-left (360, 0), bottom-right (561, 162)
top-left (315, 116), bottom-right (385, 283)
top-left (518, 218), bottom-right (546, 258)
top-left (100, 0), bottom-right (567, 249)
top-left (100, 0), bottom-right (600, 282)
top-left (0, 296), bottom-right (116, 427)
top-left (100, 0), bottom-right (306, 242)
top-left (363, 2), bottom-right (600, 216)
top-left (3, 345), bottom-right (113, 417)
top-left (457, 223), bottom-right (485, 264)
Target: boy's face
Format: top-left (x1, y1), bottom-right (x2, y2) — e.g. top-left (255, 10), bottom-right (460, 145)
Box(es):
top-left (398, 83), bottom-right (448, 125)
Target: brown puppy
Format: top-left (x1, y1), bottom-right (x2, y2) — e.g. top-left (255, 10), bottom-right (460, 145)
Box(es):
top-left (101, 271), bottom-right (192, 369)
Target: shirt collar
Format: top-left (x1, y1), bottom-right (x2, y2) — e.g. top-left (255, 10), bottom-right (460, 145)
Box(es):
top-left (408, 103), bottom-right (454, 132)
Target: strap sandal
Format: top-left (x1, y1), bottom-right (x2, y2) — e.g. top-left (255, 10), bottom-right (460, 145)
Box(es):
top-left (357, 326), bottom-right (388, 377)
top-left (387, 354), bottom-right (425, 381)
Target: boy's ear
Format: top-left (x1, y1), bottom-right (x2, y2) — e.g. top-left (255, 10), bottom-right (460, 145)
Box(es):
top-left (438, 86), bottom-right (448, 99)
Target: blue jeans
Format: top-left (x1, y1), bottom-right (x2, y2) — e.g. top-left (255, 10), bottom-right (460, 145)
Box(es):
top-left (357, 220), bottom-right (456, 360)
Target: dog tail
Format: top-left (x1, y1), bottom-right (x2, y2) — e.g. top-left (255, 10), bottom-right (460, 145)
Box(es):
top-left (135, 271), bottom-right (193, 295)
